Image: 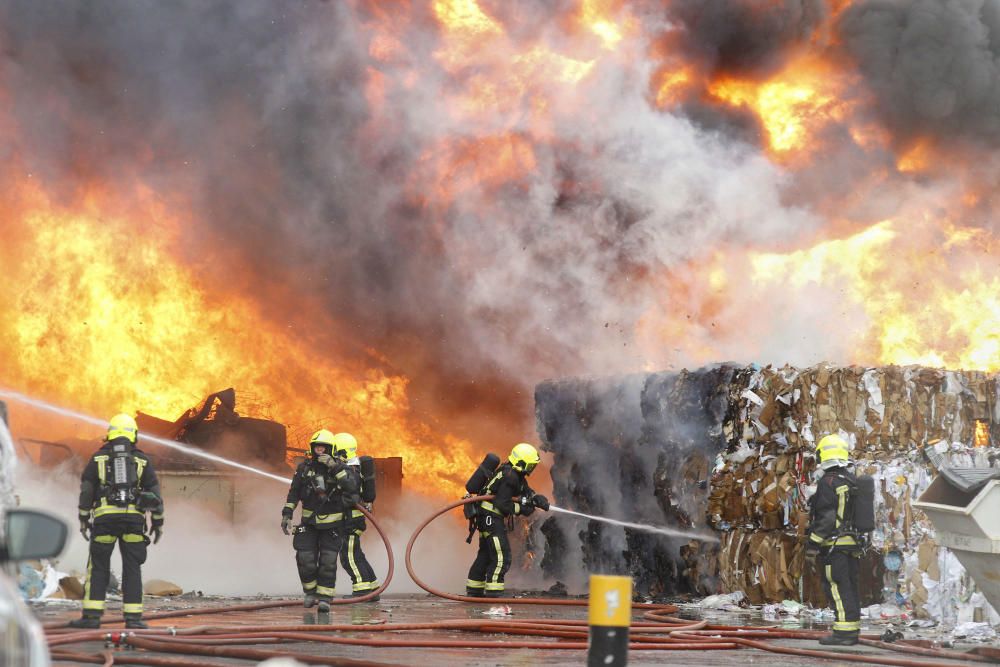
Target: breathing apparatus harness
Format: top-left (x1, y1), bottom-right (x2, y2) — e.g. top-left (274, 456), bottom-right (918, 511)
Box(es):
top-left (811, 465), bottom-right (876, 553)
top-left (294, 451), bottom-right (356, 535)
top-left (461, 455), bottom-right (544, 543)
top-left (105, 438), bottom-right (139, 508)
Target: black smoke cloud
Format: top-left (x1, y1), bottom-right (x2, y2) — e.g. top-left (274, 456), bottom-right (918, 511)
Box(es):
top-left (838, 0), bottom-right (1000, 147)
top-left (663, 0), bottom-right (829, 77)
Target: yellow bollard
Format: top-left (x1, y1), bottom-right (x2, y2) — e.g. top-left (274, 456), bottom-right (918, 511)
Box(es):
top-left (587, 574), bottom-right (632, 666)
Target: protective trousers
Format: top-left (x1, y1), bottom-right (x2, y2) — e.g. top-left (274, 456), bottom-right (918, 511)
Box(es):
top-left (822, 549), bottom-right (861, 636)
top-left (466, 512), bottom-right (511, 597)
top-left (293, 525), bottom-right (343, 601)
top-left (82, 519), bottom-right (149, 619)
top-left (339, 526), bottom-right (379, 594)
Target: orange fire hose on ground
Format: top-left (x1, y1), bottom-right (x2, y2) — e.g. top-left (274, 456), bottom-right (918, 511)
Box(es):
top-left (46, 497), bottom-right (991, 667)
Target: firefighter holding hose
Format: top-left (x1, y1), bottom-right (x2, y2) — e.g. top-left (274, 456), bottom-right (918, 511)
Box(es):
top-left (465, 442), bottom-right (549, 598)
top-left (805, 433), bottom-right (874, 646)
top-left (332, 432), bottom-right (380, 600)
top-left (70, 414), bottom-right (164, 629)
top-left (282, 429), bottom-right (359, 613)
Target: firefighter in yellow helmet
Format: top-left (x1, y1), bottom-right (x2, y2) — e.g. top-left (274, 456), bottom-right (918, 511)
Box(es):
top-left (70, 414), bottom-right (163, 629)
top-left (332, 432), bottom-right (380, 600)
top-left (282, 429), bottom-right (359, 613)
top-left (466, 443), bottom-right (549, 597)
top-left (806, 434), bottom-right (861, 646)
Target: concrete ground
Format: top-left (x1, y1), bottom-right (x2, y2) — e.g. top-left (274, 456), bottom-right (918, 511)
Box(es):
top-left (37, 594), bottom-right (993, 666)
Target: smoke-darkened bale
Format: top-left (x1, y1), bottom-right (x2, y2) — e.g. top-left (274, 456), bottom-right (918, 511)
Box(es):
top-left (535, 368), bottom-right (731, 597)
top-left (636, 365), bottom-right (740, 595)
top-left (534, 374), bottom-right (647, 585)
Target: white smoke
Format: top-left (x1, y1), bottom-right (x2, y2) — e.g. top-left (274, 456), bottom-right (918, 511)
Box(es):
top-left (13, 455), bottom-right (475, 597)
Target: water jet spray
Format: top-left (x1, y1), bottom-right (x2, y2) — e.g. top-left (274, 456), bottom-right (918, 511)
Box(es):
top-left (548, 505), bottom-right (719, 542)
top-left (0, 388), bottom-right (291, 484)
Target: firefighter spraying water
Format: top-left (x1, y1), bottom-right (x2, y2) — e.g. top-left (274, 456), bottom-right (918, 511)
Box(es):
top-left (2, 388), bottom-right (704, 544)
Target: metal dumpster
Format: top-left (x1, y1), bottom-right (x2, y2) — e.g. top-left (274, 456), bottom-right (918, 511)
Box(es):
top-left (914, 474), bottom-right (1000, 613)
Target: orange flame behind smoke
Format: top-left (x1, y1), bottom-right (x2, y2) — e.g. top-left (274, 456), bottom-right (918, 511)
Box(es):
top-left (709, 54), bottom-right (850, 158)
top-left (0, 177), bottom-right (478, 497)
top-left (639, 219), bottom-right (1000, 374)
top-left (750, 219), bottom-right (1000, 371)
top-left (975, 421), bottom-right (991, 447)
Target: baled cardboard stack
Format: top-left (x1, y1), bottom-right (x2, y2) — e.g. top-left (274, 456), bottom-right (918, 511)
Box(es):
top-left (535, 363), bottom-right (999, 621)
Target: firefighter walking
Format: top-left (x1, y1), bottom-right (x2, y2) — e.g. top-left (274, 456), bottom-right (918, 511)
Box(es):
top-left (332, 432), bottom-right (380, 600)
top-left (806, 433), bottom-right (867, 646)
top-left (282, 429), bottom-right (359, 612)
top-left (466, 443), bottom-right (549, 598)
top-left (70, 414), bottom-right (163, 629)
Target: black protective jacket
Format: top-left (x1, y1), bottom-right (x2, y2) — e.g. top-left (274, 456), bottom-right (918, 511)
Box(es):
top-left (283, 458), bottom-right (360, 529)
top-left (479, 463), bottom-right (534, 517)
top-left (78, 437), bottom-right (163, 527)
top-left (807, 467), bottom-right (859, 550)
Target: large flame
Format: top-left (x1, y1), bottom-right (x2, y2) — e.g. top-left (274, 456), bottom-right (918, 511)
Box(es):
top-left (3, 0), bottom-right (999, 486)
top-left (0, 177), bottom-right (478, 496)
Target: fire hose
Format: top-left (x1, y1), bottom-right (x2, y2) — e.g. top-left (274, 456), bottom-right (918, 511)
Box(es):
top-left (44, 503), bottom-right (392, 632)
top-left (47, 497), bottom-right (993, 666)
top-left (404, 494), bottom-right (682, 609)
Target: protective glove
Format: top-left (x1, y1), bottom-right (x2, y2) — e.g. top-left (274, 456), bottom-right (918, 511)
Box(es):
top-left (519, 502), bottom-right (535, 517)
top-left (281, 516), bottom-right (293, 535)
top-left (532, 494), bottom-right (550, 511)
top-left (136, 491), bottom-right (161, 512)
top-left (79, 518), bottom-right (91, 541)
top-left (150, 523), bottom-right (163, 545)
top-left (316, 453), bottom-right (339, 469)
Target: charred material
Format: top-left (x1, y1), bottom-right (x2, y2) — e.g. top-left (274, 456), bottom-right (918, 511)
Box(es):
top-left (535, 369), bottom-right (731, 597)
top-left (136, 388), bottom-right (287, 472)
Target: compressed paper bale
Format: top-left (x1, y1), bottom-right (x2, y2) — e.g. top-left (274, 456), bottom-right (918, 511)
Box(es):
top-left (59, 576), bottom-right (84, 600)
top-left (144, 579), bottom-right (183, 596)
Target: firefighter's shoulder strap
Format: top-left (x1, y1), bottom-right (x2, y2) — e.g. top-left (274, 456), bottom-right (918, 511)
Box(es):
top-left (463, 457), bottom-right (504, 543)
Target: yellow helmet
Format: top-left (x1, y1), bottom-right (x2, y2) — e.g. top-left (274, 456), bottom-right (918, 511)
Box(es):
top-left (816, 434), bottom-right (850, 467)
top-left (309, 429), bottom-right (336, 455)
top-left (107, 413), bottom-right (138, 444)
top-left (332, 432), bottom-right (358, 460)
top-left (509, 442), bottom-right (540, 474)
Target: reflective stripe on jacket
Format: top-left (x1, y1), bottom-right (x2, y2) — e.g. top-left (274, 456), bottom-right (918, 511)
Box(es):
top-left (807, 468), bottom-right (858, 548)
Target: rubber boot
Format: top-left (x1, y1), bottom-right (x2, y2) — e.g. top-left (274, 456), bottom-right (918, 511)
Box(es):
top-left (69, 615), bottom-right (101, 629)
top-left (465, 588), bottom-right (485, 598)
top-left (303, 593), bottom-right (318, 608)
top-left (317, 599), bottom-right (331, 613)
top-left (350, 590), bottom-right (380, 602)
top-left (124, 615), bottom-right (148, 630)
top-left (819, 631), bottom-right (859, 646)
top-left (483, 589), bottom-right (504, 598)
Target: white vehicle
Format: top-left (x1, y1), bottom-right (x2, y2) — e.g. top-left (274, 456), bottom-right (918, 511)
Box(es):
top-left (0, 508), bottom-right (68, 666)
